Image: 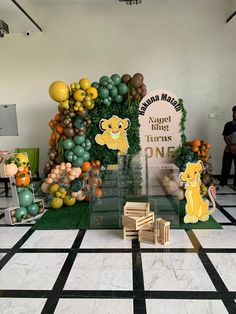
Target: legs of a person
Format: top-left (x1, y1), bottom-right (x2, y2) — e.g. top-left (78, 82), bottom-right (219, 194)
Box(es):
top-left (220, 151), bottom-right (233, 186)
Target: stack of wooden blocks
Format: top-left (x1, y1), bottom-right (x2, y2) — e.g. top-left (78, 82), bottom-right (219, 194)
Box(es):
top-left (122, 202), bottom-right (170, 245)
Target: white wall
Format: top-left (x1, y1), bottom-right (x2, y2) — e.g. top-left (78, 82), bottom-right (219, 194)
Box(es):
top-left (0, 0), bottom-right (235, 174)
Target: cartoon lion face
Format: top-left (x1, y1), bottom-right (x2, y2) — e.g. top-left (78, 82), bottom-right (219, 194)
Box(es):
top-left (99, 115), bottom-right (130, 140)
top-left (180, 160), bottom-right (203, 184)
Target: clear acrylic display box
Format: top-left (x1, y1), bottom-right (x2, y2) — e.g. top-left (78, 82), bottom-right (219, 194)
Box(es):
top-left (147, 163), bottom-right (180, 228)
top-left (89, 153), bottom-right (148, 229)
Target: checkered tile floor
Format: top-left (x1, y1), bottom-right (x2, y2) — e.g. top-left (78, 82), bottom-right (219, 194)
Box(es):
top-left (0, 185), bottom-right (236, 313)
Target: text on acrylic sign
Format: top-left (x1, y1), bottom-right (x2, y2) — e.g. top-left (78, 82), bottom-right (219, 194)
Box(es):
top-left (139, 90), bottom-right (181, 168)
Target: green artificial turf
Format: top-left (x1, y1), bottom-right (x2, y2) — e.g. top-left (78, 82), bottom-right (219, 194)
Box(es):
top-left (33, 198), bottom-right (221, 230)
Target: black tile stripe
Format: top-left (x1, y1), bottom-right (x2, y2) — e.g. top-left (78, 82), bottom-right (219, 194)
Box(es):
top-left (186, 230), bottom-right (236, 313)
top-left (216, 202), bottom-right (236, 225)
top-left (0, 228), bottom-right (35, 270)
top-left (0, 290), bottom-right (50, 298)
top-left (132, 239), bottom-right (146, 314)
top-left (40, 229), bottom-right (86, 314)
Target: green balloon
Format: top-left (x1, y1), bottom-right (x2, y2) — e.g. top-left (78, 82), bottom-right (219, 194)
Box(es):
top-left (74, 135), bottom-right (85, 145)
top-left (92, 82), bottom-right (99, 89)
top-left (17, 187), bottom-right (26, 194)
top-left (99, 87), bottom-right (109, 98)
top-left (74, 117), bottom-right (83, 128)
top-left (111, 74), bottom-right (121, 86)
top-left (103, 98), bottom-right (110, 105)
top-left (27, 203), bottom-right (39, 216)
top-left (18, 190), bottom-right (34, 207)
top-left (81, 142), bottom-right (86, 148)
top-left (16, 207), bottom-right (27, 221)
top-left (110, 87), bottom-right (118, 97)
top-left (85, 139), bottom-right (91, 151)
top-left (63, 138), bottom-right (75, 150)
top-left (65, 151), bottom-right (74, 162)
top-left (117, 83), bottom-right (128, 95)
top-left (73, 157), bottom-right (83, 167)
top-left (73, 145), bottom-right (85, 157)
top-left (115, 94), bottom-right (123, 103)
top-left (107, 83), bottom-right (113, 90)
top-left (83, 152), bottom-right (90, 161)
top-left (99, 76), bottom-right (109, 84)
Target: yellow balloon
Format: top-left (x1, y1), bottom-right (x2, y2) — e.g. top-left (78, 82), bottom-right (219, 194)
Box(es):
top-left (49, 81), bottom-right (69, 102)
top-left (79, 78), bottom-right (91, 91)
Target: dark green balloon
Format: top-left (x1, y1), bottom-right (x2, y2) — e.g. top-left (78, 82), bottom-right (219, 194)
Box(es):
top-left (27, 203), bottom-right (39, 216)
top-left (18, 190), bottom-right (34, 207)
top-left (115, 94), bottom-right (123, 103)
top-left (74, 117), bottom-right (83, 128)
top-left (82, 151), bottom-right (90, 161)
top-left (103, 98), bottom-right (110, 105)
top-left (92, 82), bottom-right (99, 89)
top-left (110, 87), bottom-right (118, 97)
top-left (72, 157), bottom-right (83, 167)
top-left (111, 74), bottom-right (121, 86)
top-left (99, 87), bottom-right (109, 99)
top-left (63, 138), bottom-right (75, 150)
top-left (73, 135), bottom-right (85, 145)
top-left (117, 83), bottom-right (128, 95)
top-left (16, 207), bottom-right (27, 221)
top-left (73, 145), bottom-right (85, 157)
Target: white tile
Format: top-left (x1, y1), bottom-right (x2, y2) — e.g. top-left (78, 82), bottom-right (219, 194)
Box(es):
top-left (215, 194), bottom-right (236, 206)
top-left (224, 207), bottom-right (236, 219)
top-left (0, 197), bottom-right (16, 208)
top-left (64, 253), bottom-right (132, 290)
top-left (0, 252), bottom-right (6, 260)
top-left (208, 253), bottom-right (236, 290)
top-left (142, 253), bottom-right (215, 291)
top-left (140, 230), bottom-right (193, 248)
top-left (55, 299), bottom-right (133, 314)
top-left (146, 299), bottom-right (227, 314)
top-left (0, 298), bottom-right (46, 314)
top-left (0, 226), bottom-right (31, 248)
top-left (211, 209), bottom-right (230, 223)
top-left (80, 230), bottom-right (131, 248)
top-left (0, 253), bottom-right (67, 290)
top-left (216, 185), bottom-right (236, 194)
top-left (21, 230), bottom-right (78, 248)
top-left (193, 226), bottom-right (236, 248)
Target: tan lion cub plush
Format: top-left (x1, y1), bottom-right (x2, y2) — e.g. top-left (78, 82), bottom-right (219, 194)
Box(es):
top-left (179, 160), bottom-right (216, 223)
top-left (95, 115), bottom-right (130, 155)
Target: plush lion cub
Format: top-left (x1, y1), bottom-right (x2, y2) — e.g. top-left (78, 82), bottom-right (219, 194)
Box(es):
top-left (95, 115), bottom-right (130, 155)
top-left (180, 160), bottom-right (216, 223)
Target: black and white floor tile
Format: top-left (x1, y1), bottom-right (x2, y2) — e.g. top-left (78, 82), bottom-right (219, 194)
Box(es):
top-left (0, 185), bottom-right (236, 313)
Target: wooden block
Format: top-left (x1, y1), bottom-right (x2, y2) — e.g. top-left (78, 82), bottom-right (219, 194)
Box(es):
top-left (138, 230), bottom-right (157, 244)
top-left (123, 202), bottom-right (150, 217)
top-left (123, 228), bottom-right (138, 240)
top-left (122, 212), bottom-right (154, 230)
top-left (156, 218), bottom-right (170, 245)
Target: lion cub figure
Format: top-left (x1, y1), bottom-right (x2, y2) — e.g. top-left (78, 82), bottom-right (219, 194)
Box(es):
top-left (95, 115), bottom-right (130, 155)
top-left (180, 160), bottom-right (216, 223)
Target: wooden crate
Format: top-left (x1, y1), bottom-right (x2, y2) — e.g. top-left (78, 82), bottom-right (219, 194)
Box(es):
top-left (156, 218), bottom-right (170, 245)
top-left (138, 230), bottom-right (157, 244)
top-left (122, 212), bottom-right (154, 230)
top-left (4, 199), bottom-right (45, 225)
top-left (123, 202), bottom-right (150, 217)
top-left (123, 228), bottom-right (138, 240)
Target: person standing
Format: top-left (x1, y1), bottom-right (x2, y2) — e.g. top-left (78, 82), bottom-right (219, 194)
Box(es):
top-left (220, 106), bottom-right (236, 187)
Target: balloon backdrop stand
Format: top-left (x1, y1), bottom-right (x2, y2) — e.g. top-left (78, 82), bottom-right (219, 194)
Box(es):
top-left (0, 152), bottom-right (45, 225)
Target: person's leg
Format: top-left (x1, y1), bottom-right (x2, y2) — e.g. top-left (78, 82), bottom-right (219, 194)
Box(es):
top-left (233, 155), bottom-right (236, 186)
top-left (220, 152), bottom-right (233, 186)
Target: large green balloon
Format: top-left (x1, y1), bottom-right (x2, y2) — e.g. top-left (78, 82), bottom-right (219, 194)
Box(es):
top-left (111, 74), bottom-right (121, 86)
top-left (63, 138), bottom-right (75, 150)
top-left (99, 76), bottom-right (109, 86)
top-left (73, 135), bottom-right (85, 145)
top-left (16, 207), bottom-right (27, 221)
top-left (99, 87), bottom-right (109, 98)
top-left (117, 83), bottom-right (128, 95)
top-left (73, 145), bottom-right (85, 157)
top-left (72, 157), bottom-right (83, 167)
top-left (27, 203), bottom-right (39, 216)
top-left (18, 190), bottom-right (34, 207)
